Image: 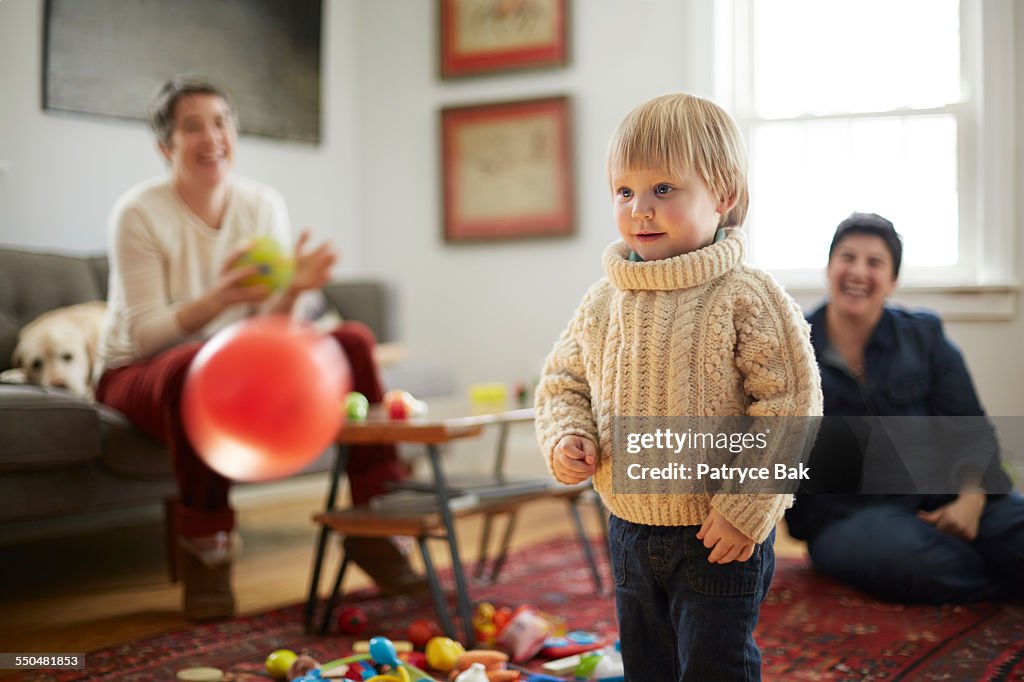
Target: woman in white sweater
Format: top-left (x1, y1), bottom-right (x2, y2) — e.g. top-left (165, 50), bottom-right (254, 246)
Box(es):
top-left (97, 78), bottom-right (422, 621)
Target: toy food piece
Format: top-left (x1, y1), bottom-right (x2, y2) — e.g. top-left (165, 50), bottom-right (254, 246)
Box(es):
top-left (345, 391), bottom-right (370, 420)
top-left (383, 390), bottom-right (427, 420)
top-left (336, 606), bottom-right (368, 635)
top-left (265, 649), bottom-right (298, 679)
top-left (454, 663), bottom-right (490, 682)
top-left (473, 603), bottom-right (498, 646)
top-left (493, 606), bottom-right (513, 633)
top-left (448, 650), bottom-right (516, 681)
top-left (453, 650), bottom-right (509, 670)
top-left (176, 668), bottom-right (224, 681)
top-left (496, 607), bottom-right (552, 663)
top-left (287, 654), bottom-right (321, 680)
top-left (236, 236), bottom-right (294, 292)
top-left (408, 619), bottom-right (442, 649)
top-left (425, 636), bottom-right (466, 672)
top-left (574, 651), bottom-right (602, 680)
top-left (353, 640), bottom-right (413, 654)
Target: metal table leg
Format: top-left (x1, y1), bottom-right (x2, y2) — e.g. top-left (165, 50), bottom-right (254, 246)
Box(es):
top-left (427, 444), bottom-right (476, 648)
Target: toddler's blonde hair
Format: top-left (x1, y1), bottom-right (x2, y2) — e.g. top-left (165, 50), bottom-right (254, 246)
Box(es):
top-left (607, 93), bottom-right (749, 228)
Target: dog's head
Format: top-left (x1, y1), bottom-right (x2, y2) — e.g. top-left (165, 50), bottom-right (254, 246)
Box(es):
top-left (12, 307), bottom-right (103, 400)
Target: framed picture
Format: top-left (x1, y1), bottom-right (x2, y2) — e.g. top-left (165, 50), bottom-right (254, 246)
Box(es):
top-left (43, 0), bottom-right (322, 143)
top-left (439, 0), bottom-right (568, 79)
top-left (441, 95), bottom-right (574, 243)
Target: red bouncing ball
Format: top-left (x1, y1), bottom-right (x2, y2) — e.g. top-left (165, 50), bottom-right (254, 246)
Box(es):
top-left (335, 606), bottom-right (368, 635)
top-left (182, 316), bottom-right (351, 481)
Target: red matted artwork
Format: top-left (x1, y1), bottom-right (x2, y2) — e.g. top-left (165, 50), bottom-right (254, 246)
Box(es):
top-left (441, 95), bottom-right (575, 243)
top-left (439, 0), bottom-right (568, 79)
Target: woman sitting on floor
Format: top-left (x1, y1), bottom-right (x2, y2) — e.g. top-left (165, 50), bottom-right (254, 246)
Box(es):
top-left (785, 212), bottom-right (1024, 604)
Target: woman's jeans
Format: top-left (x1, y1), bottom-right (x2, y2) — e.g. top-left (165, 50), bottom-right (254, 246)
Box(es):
top-left (609, 514), bottom-right (775, 681)
top-left (808, 491), bottom-right (1024, 604)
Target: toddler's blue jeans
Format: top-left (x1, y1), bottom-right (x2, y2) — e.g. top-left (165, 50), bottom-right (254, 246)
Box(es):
top-left (609, 514), bottom-right (775, 681)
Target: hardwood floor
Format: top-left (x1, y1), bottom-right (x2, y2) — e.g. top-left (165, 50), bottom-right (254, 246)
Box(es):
top-left (0, 478), bottom-right (807, 668)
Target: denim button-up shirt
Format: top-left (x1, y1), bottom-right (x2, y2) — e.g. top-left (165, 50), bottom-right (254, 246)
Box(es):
top-left (812, 305), bottom-right (983, 418)
top-left (785, 304), bottom-right (1010, 540)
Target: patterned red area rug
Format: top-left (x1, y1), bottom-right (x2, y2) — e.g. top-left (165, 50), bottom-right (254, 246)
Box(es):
top-left (11, 536), bottom-right (1024, 681)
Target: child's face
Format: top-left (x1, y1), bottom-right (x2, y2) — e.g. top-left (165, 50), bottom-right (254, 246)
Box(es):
top-left (611, 166), bottom-right (728, 261)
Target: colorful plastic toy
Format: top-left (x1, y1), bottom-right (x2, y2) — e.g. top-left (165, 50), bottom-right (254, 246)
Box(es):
top-left (312, 636), bottom-right (435, 682)
top-left (382, 390), bottom-right (426, 420)
top-left (449, 650), bottom-right (516, 680)
top-left (538, 631), bottom-right (604, 659)
top-left (287, 654), bottom-right (320, 680)
top-left (345, 391), bottom-right (370, 420)
top-left (407, 619), bottom-right (441, 649)
top-left (336, 606), bottom-right (368, 635)
top-left (454, 663), bottom-right (489, 682)
top-left (424, 636), bottom-right (466, 672)
top-left (473, 602), bottom-right (498, 647)
top-left (264, 649), bottom-right (297, 679)
top-left (497, 606), bottom-right (552, 663)
top-left (591, 641), bottom-right (624, 681)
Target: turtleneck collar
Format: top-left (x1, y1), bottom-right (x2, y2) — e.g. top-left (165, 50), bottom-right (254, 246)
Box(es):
top-left (603, 228), bottom-right (746, 291)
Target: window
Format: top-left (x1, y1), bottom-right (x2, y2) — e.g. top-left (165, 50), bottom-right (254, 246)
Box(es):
top-left (716, 0), bottom-right (1017, 312)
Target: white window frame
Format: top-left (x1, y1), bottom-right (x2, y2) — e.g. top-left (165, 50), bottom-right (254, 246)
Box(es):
top-left (714, 0), bottom-right (1018, 320)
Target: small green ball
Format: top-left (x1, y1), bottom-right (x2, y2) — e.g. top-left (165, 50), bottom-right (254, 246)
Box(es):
top-left (237, 236), bottom-right (294, 292)
top-left (345, 391), bottom-right (370, 420)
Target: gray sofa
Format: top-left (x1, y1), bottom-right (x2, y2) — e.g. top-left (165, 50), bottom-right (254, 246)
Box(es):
top-left (0, 246), bottom-right (451, 544)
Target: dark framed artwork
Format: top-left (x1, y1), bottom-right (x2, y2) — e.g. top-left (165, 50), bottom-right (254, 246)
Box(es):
top-left (441, 95), bottom-right (574, 243)
top-left (43, 0), bottom-right (322, 143)
top-left (439, 0), bottom-right (569, 79)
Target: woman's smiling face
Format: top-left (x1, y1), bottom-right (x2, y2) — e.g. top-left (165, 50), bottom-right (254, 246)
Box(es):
top-left (827, 233), bottom-right (897, 319)
top-left (159, 93), bottom-right (236, 191)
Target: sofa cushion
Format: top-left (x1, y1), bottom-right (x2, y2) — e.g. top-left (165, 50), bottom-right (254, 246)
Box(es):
top-left (0, 248), bottom-right (107, 370)
top-left (0, 385), bottom-right (102, 469)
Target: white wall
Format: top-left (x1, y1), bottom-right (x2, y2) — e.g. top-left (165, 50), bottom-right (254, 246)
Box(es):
top-left (0, 0), bottom-right (363, 262)
top-left (941, 2), bottom-right (1024, 418)
top-left (353, 0), bottom-right (717, 396)
top-left (1, 0), bottom-right (1020, 416)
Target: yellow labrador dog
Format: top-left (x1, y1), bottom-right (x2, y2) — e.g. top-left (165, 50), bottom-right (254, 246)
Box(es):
top-left (10, 301), bottom-right (107, 400)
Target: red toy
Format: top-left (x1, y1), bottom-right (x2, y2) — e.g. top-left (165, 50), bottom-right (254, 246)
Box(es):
top-left (182, 316), bottom-right (351, 481)
top-left (383, 389), bottom-right (423, 420)
top-left (407, 619), bottom-right (441, 649)
top-left (335, 606), bottom-right (368, 635)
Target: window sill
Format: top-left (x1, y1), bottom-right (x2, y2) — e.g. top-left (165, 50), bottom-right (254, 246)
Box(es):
top-left (787, 283), bottom-right (1020, 322)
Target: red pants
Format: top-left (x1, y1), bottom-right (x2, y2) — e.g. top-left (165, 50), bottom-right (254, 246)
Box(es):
top-left (96, 321), bottom-right (406, 537)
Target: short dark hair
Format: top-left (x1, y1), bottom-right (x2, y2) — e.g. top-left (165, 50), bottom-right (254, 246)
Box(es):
top-left (148, 77), bottom-right (236, 147)
top-left (828, 212), bottom-right (903, 277)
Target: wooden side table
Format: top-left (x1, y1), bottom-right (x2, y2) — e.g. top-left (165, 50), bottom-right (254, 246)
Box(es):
top-left (303, 403), bottom-right (537, 645)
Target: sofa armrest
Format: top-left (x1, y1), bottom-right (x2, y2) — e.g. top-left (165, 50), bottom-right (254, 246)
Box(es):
top-left (320, 280), bottom-right (397, 345)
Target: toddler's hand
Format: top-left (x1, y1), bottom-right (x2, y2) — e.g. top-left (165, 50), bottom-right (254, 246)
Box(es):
top-left (697, 508), bottom-right (756, 564)
top-left (552, 435), bottom-right (597, 485)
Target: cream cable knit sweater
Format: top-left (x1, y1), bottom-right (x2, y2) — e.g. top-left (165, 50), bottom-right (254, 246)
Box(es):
top-left (535, 230), bottom-right (823, 543)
